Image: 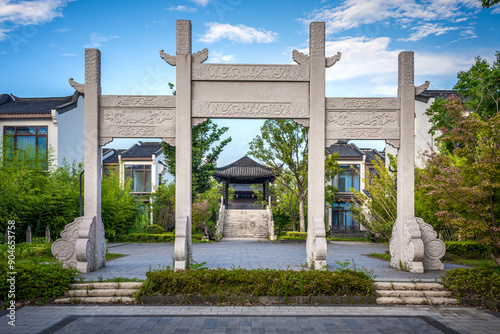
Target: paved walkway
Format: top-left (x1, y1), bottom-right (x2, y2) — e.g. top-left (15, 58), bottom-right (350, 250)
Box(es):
top-left (1, 304), bottom-right (499, 333)
top-left (83, 240), bottom-right (469, 281)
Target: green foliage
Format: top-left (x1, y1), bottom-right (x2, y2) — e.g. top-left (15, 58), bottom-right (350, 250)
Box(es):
top-left (442, 267), bottom-right (500, 310)
top-left (162, 120), bottom-right (232, 198)
top-left (0, 262), bottom-right (80, 303)
top-left (444, 241), bottom-right (490, 258)
top-left (349, 155), bottom-right (396, 240)
top-left (0, 238), bottom-right (52, 262)
top-left (280, 231), bottom-right (307, 240)
top-left (144, 224), bottom-right (165, 234)
top-left (117, 233), bottom-right (175, 243)
top-left (139, 267), bottom-right (375, 298)
top-left (152, 182), bottom-right (176, 232)
top-left (481, 0), bottom-right (500, 8)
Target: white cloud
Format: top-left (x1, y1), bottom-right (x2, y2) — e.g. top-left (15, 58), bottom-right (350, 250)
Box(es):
top-left (167, 5), bottom-right (197, 13)
top-left (190, 0), bottom-right (210, 6)
top-left (199, 22), bottom-right (278, 44)
top-left (210, 51), bottom-right (236, 63)
top-left (83, 33), bottom-right (119, 48)
top-left (61, 53), bottom-right (77, 56)
top-left (52, 27), bottom-right (71, 33)
top-left (398, 23), bottom-right (458, 42)
top-left (492, 7), bottom-right (500, 14)
top-left (0, 0), bottom-right (71, 41)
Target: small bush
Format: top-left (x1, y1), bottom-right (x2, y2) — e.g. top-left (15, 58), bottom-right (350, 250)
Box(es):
top-left (281, 232), bottom-right (307, 240)
top-left (442, 267), bottom-right (500, 310)
top-left (144, 224), bottom-right (166, 234)
top-left (0, 262), bottom-right (80, 303)
top-left (0, 239), bottom-right (52, 261)
top-left (444, 241), bottom-right (490, 258)
top-left (120, 233), bottom-right (175, 243)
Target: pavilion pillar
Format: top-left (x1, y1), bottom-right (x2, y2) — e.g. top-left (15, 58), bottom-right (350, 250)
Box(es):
top-left (174, 20), bottom-right (193, 270)
top-left (306, 22), bottom-right (328, 268)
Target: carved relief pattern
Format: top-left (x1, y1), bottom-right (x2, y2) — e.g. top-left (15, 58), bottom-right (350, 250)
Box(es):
top-left (192, 101), bottom-right (309, 118)
top-left (52, 239), bottom-right (74, 260)
top-left (328, 111), bottom-right (397, 126)
top-left (293, 119), bottom-right (310, 127)
top-left (389, 221), bottom-right (399, 268)
top-left (292, 50), bottom-right (309, 65)
top-left (102, 125), bottom-right (174, 138)
top-left (326, 98), bottom-right (400, 110)
top-left (85, 49), bottom-right (101, 84)
top-left (160, 50), bottom-right (176, 66)
top-left (102, 109), bottom-right (173, 125)
top-left (100, 137), bottom-right (113, 146)
top-left (176, 20), bottom-right (191, 55)
top-left (325, 52), bottom-right (341, 68)
top-left (309, 22), bottom-right (325, 57)
top-left (398, 51), bottom-right (414, 87)
top-left (386, 139), bottom-right (400, 148)
top-left (343, 128), bottom-right (381, 138)
top-left (192, 64), bottom-right (309, 81)
top-left (192, 118), bottom-right (208, 126)
top-left (416, 217), bottom-right (445, 270)
top-left (192, 48), bottom-right (208, 63)
top-left (100, 95), bottom-right (175, 108)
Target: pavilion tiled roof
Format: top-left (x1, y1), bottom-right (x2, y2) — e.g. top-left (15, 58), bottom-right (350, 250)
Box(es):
top-left (327, 143), bottom-right (365, 158)
top-left (0, 94), bottom-right (75, 115)
top-left (214, 156), bottom-right (276, 182)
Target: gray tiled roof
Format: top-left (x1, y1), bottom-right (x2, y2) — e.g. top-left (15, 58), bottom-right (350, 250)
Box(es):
top-left (0, 94), bottom-right (74, 115)
top-left (360, 148), bottom-right (385, 163)
top-left (121, 142), bottom-right (163, 159)
top-left (327, 143), bottom-right (364, 157)
top-left (214, 156), bottom-right (275, 181)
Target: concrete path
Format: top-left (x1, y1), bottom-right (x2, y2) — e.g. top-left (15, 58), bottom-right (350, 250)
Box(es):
top-left (83, 240), bottom-right (469, 281)
top-left (1, 304), bottom-right (499, 333)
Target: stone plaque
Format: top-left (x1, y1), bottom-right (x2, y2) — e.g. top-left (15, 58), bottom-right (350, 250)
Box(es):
top-left (192, 64), bottom-right (309, 81)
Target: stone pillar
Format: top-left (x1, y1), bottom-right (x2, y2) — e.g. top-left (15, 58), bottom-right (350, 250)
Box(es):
top-left (223, 180), bottom-right (229, 206)
top-left (45, 226), bottom-right (51, 243)
top-left (174, 20), bottom-right (193, 270)
top-left (26, 226), bottom-right (32, 244)
top-left (306, 22), bottom-right (327, 268)
top-left (83, 48), bottom-right (107, 272)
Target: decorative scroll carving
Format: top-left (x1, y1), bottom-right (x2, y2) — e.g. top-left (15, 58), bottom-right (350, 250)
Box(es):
top-left (174, 216), bottom-right (189, 269)
top-left (100, 95), bottom-right (175, 108)
top-left (309, 22), bottom-right (325, 57)
top-left (292, 50), bottom-right (309, 65)
top-left (102, 109), bottom-right (173, 125)
top-left (386, 139), bottom-right (400, 148)
top-left (85, 49), bottom-right (101, 84)
top-left (99, 137), bottom-right (113, 146)
top-left (416, 217), bottom-right (445, 270)
top-left (192, 64), bottom-right (309, 81)
top-left (415, 81), bottom-right (430, 96)
top-left (51, 216), bottom-right (106, 273)
top-left (398, 51), bottom-right (414, 87)
top-left (325, 52), bottom-right (341, 68)
top-left (160, 50), bottom-right (176, 66)
top-left (326, 98), bottom-right (400, 110)
top-left (163, 137), bottom-right (176, 146)
top-left (328, 111), bottom-right (397, 126)
top-left (309, 216), bottom-right (327, 268)
top-left (176, 20), bottom-right (191, 55)
top-left (192, 118), bottom-right (207, 126)
top-left (102, 125), bottom-right (174, 138)
top-left (192, 101), bottom-right (309, 118)
top-left (343, 128), bottom-right (381, 138)
top-left (68, 78), bottom-right (84, 94)
top-left (192, 48), bottom-right (208, 63)
top-left (293, 118), bottom-right (310, 127)
top-left (390, 217), bottom-right (425, 273)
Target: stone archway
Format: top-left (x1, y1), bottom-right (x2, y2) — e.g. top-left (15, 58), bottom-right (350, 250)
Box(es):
top-left (52, 20), bottom-right (445, 274)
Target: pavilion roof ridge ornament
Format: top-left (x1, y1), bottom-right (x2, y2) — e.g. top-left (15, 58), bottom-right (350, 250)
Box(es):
top-left (415, 80), bottom-right (430, 96)
top-left (326, 52), bottom-right (341, 68)
top-left (160, 50), bottom-right (176, 66)
top-left (68, 78), bottom-right (84, 94)
top-left (292, 49), bottom-right (341, 68)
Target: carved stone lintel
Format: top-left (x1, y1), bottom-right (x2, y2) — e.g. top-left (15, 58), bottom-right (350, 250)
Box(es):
top-left (192, 101), bottom-right (309, 118)
top-left (386, 139), bottom-right (400, 149)
top-left (292, 50), bottom-right (309, 65)
top-left (326, 97), bottom-right (400, 110)
top-left (160, 50), bottom-right (176, 66)
top-left (192, 117), bottom-right (207, 126)
top-left (163, 137), bottom-right (176, 146)
top-left (416, 217), bottom-right (445, 270)
top-left (100, 95), bottom-right (176, 108)
top-left (415, 81), bottom-right (430, 96)
top-left (192, 64), bottom-right (309, 81)
top-left (192, 48), bottom-right (208, 64)
top-left (293, 118), bottom-right (310, 127)
top-left (69, 78), bottom-right (84, 94)
top-left (325, 52), bottom-right (341, 68)
top-left (99, 137), bottom-right (113, 146)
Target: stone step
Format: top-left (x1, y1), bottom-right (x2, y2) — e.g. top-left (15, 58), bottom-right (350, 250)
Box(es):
top-left (376, 297), bottom-right (459, 305)
top-left (377, 290), bottom-right (452, 298)
top-left (55, 296), bottom-right (136, 304)
top-left (374, 282), bottom-right (445, 291)
top-left (67, 289), bottom-right (138, 297)
top-left (68, 282), bottom-right (143, 290)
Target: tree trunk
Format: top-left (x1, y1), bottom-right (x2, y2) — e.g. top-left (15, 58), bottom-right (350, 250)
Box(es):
top-left (299, 196), bottom-right (305, 232)
top-left (492, 252), bottom-right (500, 268)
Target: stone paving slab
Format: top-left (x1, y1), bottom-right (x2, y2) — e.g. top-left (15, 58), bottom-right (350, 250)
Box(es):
top-left (1, 305), bottom-right (498, 334)
top-left (82, 240), bottom-right (470, 281)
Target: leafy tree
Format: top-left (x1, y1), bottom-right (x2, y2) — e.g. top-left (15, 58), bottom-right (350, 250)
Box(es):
top-left (349, 155), bottom-right (396, 240)
top-left (152, 182), bottom-right (176, 232)
top-left (419, 97), bottom-right (500, 266)
top-left (481, 0), bottom-right (499, 8)
top-left (162, 120), bottom-right (232, 198)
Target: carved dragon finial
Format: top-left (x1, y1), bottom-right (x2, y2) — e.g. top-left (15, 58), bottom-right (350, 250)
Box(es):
top-left (292, 49), bottom-right (309, 65)
top-left (160, 50), bottom-right (176, 66)
top-left (415, 81), bottom-right (430, 96)
top-left (325, 52), bottom-right (341, 68)
top-left (68, 78), bottom-right (84, 94)
top-left (192, 48), bottom-right (208, 64)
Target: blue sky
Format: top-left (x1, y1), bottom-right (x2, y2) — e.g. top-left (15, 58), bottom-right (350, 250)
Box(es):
top-left (1, 0), bottom-right (499, 166)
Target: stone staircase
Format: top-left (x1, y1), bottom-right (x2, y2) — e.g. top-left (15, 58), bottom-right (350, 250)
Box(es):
top-left (375, 282), bottom-right (459, 305)
top-left (55, 282), bottom-right (141, 304)
top-left (223, 209), bottom-right (269, 238)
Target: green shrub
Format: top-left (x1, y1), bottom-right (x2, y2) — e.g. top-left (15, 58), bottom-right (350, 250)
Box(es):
top-left (139, 268), bottom-right (375, 297)
top-left (444, 241), bottom-right (490, 258)
top-left (442, 267), bottom-right (500, 310)
top-left (282, 232), bottom-right (307, 239)
top-left (0, 239), bottom-right (53, 261)
top-left (144, 224), bottom-right (166, 234)
top-left (120, 233), bottom-right (175, 243)
top-left (0, 262), bottom-right (80, 303)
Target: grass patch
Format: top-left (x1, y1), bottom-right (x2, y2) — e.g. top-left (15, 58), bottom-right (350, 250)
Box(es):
top-left (366, 252), bottom-right (391, 261)
top-left (328, 237), bottom-right (372, 242)
top-left (105, 253), bottom-right (126, 261)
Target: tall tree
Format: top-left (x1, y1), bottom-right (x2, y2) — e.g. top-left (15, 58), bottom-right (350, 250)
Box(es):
top-left (162, 119), bottom-right (232, 198)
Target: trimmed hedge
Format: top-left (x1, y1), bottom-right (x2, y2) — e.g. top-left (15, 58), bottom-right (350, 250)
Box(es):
top-left (144, 224), bottom-right (166, 234)
top-left (139, 268), bottom-right (375, 298)
top-left (117, 233), bottom-right (204, 243)
top-left (0, 262), bottom-right (80, 303)
top-left (442, 267), bottom-right (500, 310)
top-left (280, 231), bottom-right (307, 240)
top-left (444, 241), bottom-right (490, 258)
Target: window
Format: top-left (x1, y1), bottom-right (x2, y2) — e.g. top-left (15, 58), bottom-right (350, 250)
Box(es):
top-left (332, 203), bottom-right (358, 231)
top-left (333, 164), bottom-right (360, 192)
top-left (3, 126), bottom-right (48, 161)
top-left (124, 165), bottom-right (151, 192)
